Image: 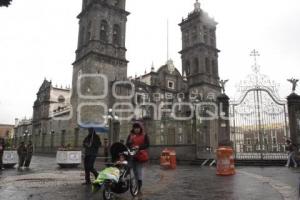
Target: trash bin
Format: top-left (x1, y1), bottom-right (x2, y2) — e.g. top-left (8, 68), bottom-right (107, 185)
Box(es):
top-left (160, 149), bottom-right (171, 168)
top-left (160, 149), bottom-right (176, 169)
top-left (169, 150), bottom-right (177, 169)
top-left (216, 146), bottom-right (235, 176)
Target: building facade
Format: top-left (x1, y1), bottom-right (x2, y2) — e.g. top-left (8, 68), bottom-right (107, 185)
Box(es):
top-left (14, 0), bottom-right (225, 158)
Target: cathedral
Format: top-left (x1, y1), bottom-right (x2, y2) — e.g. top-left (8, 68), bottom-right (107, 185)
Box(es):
top-left (14, 0), bottom-right (227, 159)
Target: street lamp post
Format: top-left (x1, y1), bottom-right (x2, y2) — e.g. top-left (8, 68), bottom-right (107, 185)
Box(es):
top-left (50, 130), bottom-right (55, 151)
top-left (107, 108), bottom-right (113, 148)
top-left (24, 130), bottom-right (29, 143)
top-left (192, 99), bottom-right (200, 153)
top-left (106, 108), bottom-right (119, 148)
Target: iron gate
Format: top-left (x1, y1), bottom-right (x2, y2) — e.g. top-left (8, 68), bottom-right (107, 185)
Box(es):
top-left (230, 53), bottom-right (289, 160)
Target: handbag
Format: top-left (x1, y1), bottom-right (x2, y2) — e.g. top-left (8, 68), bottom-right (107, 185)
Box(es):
top-left (136, 149), bottom-right (149, 162)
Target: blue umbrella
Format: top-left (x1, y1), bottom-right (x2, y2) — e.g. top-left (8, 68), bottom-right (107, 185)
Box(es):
top-left (94, 126), bottom-right (109, 133)
top-left (78, 124), bottom-right (109, 133)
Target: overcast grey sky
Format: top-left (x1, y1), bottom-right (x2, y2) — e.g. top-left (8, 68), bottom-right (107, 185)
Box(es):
top-left (0, 0), bottom-right (300, 124)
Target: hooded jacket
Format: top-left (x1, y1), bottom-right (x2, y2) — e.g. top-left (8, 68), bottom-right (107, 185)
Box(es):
top-left (126, 121), bottom-right (150, 150)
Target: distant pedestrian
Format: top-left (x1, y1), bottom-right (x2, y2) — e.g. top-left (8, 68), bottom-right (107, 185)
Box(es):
top-left (0, 138), bottom-right (5, 170)
top-left (82, 128), bottom-right (101, 185)
top-left (285, 139), bottom-right (298, 168)
top-left (24, 141), bottom-right (33, 168)
top-left (17, 142), bottom-right (27, 169)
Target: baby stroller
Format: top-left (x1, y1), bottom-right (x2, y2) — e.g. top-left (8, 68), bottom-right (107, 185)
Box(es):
top-left (93, 142), bottom-right (139, 200)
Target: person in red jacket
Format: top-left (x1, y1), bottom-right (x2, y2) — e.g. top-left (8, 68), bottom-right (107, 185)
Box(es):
top-left (126, 121), bottom-right (150, 197)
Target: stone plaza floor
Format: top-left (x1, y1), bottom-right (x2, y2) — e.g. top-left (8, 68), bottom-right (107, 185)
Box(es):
top-left (0, 156), bottom-right (299, 200)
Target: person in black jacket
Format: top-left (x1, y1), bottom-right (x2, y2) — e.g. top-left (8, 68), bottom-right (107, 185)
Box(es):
top-left (0, 138), bottom-right (5, 170)
top-left (25, 141), bottom-right (33, 168)
top-left (17, 142), bottom-right (27, 169)
top-left (285, 139), bottom-right (298, 168)
top-left (82, 128), bottom-right (101, 185)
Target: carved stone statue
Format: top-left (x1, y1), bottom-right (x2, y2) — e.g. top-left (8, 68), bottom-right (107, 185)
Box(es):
top-left (287, 78), bottom-right (299, 93)
top-left (219, 79), bottom-right (229, 94)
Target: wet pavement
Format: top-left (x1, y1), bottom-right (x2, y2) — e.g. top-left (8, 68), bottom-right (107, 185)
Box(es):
top-left (0, 156), bottom-right (299, 200)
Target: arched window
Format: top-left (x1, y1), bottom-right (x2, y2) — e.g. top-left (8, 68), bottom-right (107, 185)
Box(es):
top-left (113, 24), bottom-right (121, 46)
top-left (205, 58), bottom-right (210, 74)
top-left (193, 58), bottom-right (199, 73)
top-left (212, 60), bottom-right (218, 76)
top-left (185, 61), bottom-right (191, 76)
top-left (192, 26), bottom-right (197, 41)
top-left (100, 20), bottom-right (108, 43)
top-left (184, 30), bottom-right (190, 47)
top-left (79, 26), bottom-right (85, 46)
top-left (86, 21), bottom-right (92, 41)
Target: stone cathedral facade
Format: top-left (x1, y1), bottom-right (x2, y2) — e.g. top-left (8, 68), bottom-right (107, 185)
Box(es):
top-left (14, 0), bottom-right (224, 158)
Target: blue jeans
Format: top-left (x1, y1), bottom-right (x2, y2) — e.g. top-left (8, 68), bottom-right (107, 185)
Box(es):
top-left (131, 160), bottom-right (144, 181)
top-left (286, 152), bottom-right (298, 167)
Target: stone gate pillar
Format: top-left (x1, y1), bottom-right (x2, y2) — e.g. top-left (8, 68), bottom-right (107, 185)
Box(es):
top-left (287, 93), bottom-right (300, 146)
top-left (217, 94), bottom-right (231, 146)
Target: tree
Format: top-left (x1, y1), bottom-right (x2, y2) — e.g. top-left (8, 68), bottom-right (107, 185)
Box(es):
top-left (0, 0), bottom-right (12, 7)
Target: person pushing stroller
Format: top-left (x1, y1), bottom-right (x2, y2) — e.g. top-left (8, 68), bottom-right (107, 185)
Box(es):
top-left (126, 121), bottom-right (150, 197)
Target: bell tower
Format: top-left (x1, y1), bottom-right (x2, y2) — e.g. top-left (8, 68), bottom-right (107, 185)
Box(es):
top-left (179, 0), bottom-right (220, 97)
top-left (71, 0), bottom-right (129, 128)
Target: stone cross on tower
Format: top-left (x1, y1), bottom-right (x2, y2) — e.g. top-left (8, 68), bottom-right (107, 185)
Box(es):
top-left (194, 0), bottom-right (201, 12)
top-left (250, 49), bottom-right (260, 73)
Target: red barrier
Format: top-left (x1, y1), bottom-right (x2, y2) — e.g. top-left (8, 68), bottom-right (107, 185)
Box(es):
top-left (160, 149), bottom-right (176, 169)
top-left (216, 146), bottom-right (235, 176)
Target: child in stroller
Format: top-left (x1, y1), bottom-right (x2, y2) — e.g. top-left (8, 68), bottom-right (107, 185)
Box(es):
top-left (92, 142), bottom-right (139, 200)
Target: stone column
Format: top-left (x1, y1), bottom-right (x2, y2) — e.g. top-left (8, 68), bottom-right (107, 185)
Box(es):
top-left (217, 94), bottom-right (231, 146)
top-left (287, 93), bottom-right (300, 146)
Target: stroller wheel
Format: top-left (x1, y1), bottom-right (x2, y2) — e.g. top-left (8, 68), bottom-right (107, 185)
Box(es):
top-left (103, 186), bottom-right (113, 200)
top-left (130, 178), bottom-right (139, 197)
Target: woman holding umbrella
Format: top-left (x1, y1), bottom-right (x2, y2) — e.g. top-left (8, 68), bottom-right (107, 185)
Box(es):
top-left (82, 127), bottom-right (101, 185)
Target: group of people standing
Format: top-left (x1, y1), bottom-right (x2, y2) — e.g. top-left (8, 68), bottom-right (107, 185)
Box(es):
top-left (0, 139), bottom-right (33, 170)
top-left (17, 141), bottom-right (33, 169)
